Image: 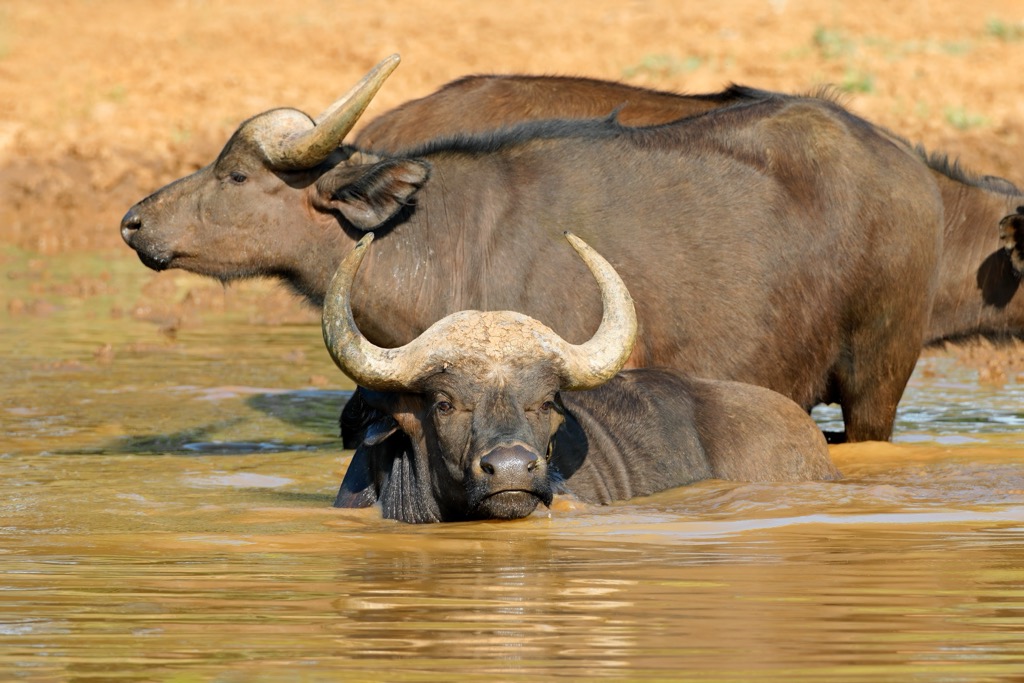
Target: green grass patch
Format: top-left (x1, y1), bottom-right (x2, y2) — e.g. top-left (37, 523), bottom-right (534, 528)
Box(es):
top-left (863, 36), bottom-right (973, 58)
top-left (938, 40), bottom-right (974, 55)
top-left (171, 127), bottom-right (193, 144)
top-left (839, 68), bottom-right (875, 94)
top-left (622, 54), bottom-right (702, 79)
top-left (812, 26), bottom-right (856, 59)
top-left (944, 105), bottom-right (990, 130)
top-left (107, 85), bottom-right (127, 103)
top-left (985, 17), bottom-right (1024, 42)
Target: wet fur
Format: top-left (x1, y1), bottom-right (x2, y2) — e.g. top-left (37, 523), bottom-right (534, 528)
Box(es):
top-left (336, 369), bottom-right (839, 524)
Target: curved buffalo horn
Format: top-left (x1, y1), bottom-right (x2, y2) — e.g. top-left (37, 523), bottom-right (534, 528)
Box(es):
top-left (554, 232), bottom-right (638, 390)
top-left (254, 54), bottom-right (400, 170)
top-left (322, 232), bottom-right (637, 392)
top-left (321, 233), bottom-right (408, 390)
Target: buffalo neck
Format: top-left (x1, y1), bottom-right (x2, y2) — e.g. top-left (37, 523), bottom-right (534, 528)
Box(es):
top-left (343, 153), bottom-right (530, 348)
top-left (928, 169), bottom-right (1024, 343)
top-left (284, 217), bottom-right (351, 309)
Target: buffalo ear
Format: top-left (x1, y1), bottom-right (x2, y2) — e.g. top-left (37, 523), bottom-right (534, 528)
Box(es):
top-left (339, 388), bottom-right (372, 449)
top-left (998, 211), bottom-right (1024, 275)
top-left (354, 389), bottom-right (427, 444)
top-left (363, 415), bottom-right (399, 445)
top-left (341, 388), bottom-right (406, 446)
top-left (314, 158), bottom-right (430, 231)
top-left (334, 447), bottom-right (377, 508)
top-left (334, 389), bottom-right (407, 509)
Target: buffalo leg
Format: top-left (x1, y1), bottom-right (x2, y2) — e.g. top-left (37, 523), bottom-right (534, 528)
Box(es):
top-left (834, 336), bottom-right (921, 442)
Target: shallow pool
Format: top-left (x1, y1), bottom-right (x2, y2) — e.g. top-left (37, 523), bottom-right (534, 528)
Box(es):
top-left (2, 253), bottom-right (1022, 681)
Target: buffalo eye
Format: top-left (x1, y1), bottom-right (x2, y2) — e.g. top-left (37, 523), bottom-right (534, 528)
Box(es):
top-left (540, 400), bottom-right (555, 413)
top-left (228, 171), bottom-right (248, 184)
top-left (435, 400), bottom-right (455, 417)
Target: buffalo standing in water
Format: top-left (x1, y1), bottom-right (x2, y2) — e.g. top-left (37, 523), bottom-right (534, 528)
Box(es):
top-left (324, 233), bottom-right (839, 523)
top-left (120, 55), bottom-right (945, 442)
top-left (356, 72), bottom-right (1024, 350)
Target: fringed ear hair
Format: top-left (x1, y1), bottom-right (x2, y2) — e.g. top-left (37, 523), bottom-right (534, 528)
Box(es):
top-left (998, 212), bottom-right (1024, 275)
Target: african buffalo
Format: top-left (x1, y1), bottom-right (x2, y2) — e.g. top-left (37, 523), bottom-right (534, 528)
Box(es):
top-left (120, 55), bottom-right (945, 442)
top-left (355, 72), bottom-right (1024, 348)
top-left (352, 73), bottom-right (746, 152)
top-left (324, 232), bottom-right (839, 523)
top-left (929, 166), bottom-right (1024, 343)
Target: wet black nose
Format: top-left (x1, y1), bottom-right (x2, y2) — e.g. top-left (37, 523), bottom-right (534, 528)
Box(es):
top-left (120, 208), bottom-right (142, 245)
top-left (479, 446), bottom-right (539, 478)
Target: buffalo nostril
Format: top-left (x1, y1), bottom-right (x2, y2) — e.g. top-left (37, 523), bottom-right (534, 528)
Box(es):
top-left (120, 210), bottom-right (143, 246)
top-left (121, 210), bottom-right (141, 231)
top-left (479, 446), bottom-right (540, 478)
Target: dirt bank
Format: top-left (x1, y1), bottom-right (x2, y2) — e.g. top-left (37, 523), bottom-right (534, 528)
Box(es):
top-left (3, 0), bottom-right (1023, 253)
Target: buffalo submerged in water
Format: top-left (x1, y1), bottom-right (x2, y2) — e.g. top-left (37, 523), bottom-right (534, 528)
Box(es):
top-left (120, 55), bottom-right (946, 442)
top-left (322, 232), bottom-right (839, 523)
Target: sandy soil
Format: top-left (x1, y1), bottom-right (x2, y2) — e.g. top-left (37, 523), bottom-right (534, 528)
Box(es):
top-left (2, 0), bottom-right (1024, 367)
top-left (3, 0), bottom-right (1024, 252)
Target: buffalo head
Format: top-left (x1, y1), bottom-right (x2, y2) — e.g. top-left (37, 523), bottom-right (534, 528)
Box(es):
top-left (323, 232), bottom-right (637, 521)
top-left (119, 54), bottom-right (429, 306)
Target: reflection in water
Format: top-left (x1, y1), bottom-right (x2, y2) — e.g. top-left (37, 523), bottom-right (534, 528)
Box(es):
top-left (814, 354), bottom-right (1024, 443)
top-left (3, 510), bottom-right (1024, 680)
top-left (2, 261), bottom-right (1024, 680)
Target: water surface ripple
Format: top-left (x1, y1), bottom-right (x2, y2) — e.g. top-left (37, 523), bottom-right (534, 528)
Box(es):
top-left (2, 265), bottom-right (1023, 681)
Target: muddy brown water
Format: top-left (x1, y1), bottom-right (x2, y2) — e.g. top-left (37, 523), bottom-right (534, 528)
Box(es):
top-left (3, 250), bottom-right (1024, 681)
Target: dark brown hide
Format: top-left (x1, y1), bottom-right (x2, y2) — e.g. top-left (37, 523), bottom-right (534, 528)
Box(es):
top-left (337, 370), bottom-right (839, 524)
top-left (121, 86), bottom-right (944, 442)
top-left (353, 75), bottom-right (755, 153)
top-left (355, 74), bottom-right (1024, 347)
top-left (926, 170), bottom-right (1024, 344)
